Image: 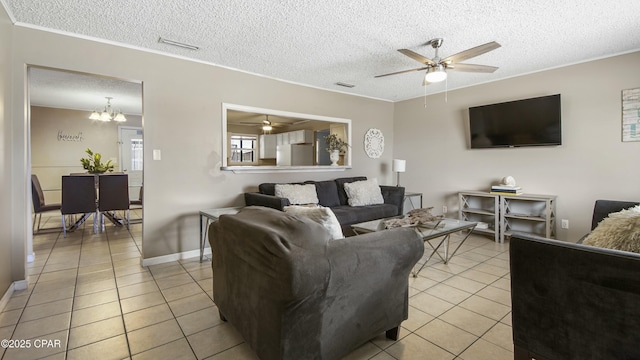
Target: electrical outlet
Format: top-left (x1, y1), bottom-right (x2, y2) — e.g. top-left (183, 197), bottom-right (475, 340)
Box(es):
top-left (561, 219), bottom-right (569, 229)
top-left (442, 205), bottom-right (448, 214)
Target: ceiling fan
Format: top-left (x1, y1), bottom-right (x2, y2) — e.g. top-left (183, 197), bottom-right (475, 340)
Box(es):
top-left (375, 38), bottom-right (501, 85)
top-left (237, 115), bottom-right (279, 128)
top-left (237, 115), bottom-right (310, 129)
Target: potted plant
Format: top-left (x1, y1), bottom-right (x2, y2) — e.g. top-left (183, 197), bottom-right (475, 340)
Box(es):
top-left (80, 148), bottom-right (115, 174)
top-left (325, 134), bottom-right (349, 166)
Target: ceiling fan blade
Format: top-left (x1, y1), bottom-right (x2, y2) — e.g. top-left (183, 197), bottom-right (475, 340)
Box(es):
top-left (442, 41), bottom-right (501, 64)
top-left (398, 49), bottom-right (437, 66)
top-left (447, 63), bottom-right (498, 73)
top-left (237, 122), bottom-right (261, 126)
top-left (375, 66), bottom-right (429, 78)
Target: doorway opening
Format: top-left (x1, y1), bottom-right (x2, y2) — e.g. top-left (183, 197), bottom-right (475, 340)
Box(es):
top-left (27, 65), bottom-right (143, 264)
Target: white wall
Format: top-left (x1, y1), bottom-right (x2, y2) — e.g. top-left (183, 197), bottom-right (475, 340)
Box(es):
top-left (10, 26), bottom-right (395, 265)
top-left (394, 51), bottom-right (640, 241)
top-left (0, 2), bottom-right (14, 293)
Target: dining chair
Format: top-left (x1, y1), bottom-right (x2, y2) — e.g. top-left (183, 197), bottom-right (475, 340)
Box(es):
top-left (129, 185), bottom-right (143, 223)
top-left (98, 174), bottom-right (130, 230)
top-left (130, 185), bottom-right (143, 207)
top-left (31, 174), bottom-right (62, 234)
top-left (61, 175), bottom-right (97, 237)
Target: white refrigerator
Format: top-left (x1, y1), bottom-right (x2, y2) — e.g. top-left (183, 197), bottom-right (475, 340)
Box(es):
top-left (276, 144), bottom-right (314, 166)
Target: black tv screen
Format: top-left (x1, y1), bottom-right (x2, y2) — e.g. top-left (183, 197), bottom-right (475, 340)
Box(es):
top-left (469, 94), bottom-right (561, 148)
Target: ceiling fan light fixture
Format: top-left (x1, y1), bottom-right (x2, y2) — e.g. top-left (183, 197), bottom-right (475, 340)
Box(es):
top-left (425, 65), bottom-right (447, 83)
top-left (262, 115), bottom-right (273, 132)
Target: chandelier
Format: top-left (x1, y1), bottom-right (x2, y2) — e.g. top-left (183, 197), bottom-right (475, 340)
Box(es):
top-left (89, 97), bottom-right (127, 122)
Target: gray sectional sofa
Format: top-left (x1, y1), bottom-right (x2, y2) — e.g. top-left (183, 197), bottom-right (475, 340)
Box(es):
top-left (244, 176), bottom-right (405, 235)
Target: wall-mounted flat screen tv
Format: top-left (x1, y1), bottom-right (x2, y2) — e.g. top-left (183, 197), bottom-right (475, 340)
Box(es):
top-left (468, 94), bottom-right (561, 149)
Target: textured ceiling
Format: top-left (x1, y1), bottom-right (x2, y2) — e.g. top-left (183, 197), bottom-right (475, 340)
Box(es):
top-left (8, 0), bottom-right (640, 104)
top-left (29, 67), bottom-right (142, 114)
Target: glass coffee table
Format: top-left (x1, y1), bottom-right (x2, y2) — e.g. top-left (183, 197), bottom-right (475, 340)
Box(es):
top-left (351, 218), bottom-right (477, 277)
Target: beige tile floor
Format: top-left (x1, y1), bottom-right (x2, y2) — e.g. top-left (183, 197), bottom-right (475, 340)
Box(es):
top-left (1, 212), bottom-right (513, 359)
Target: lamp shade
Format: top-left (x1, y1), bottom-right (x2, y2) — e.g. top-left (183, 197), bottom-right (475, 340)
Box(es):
top-left (392, 159), bottom-right (406, 173)
top-left (89, 111), bottom-right (101, 120)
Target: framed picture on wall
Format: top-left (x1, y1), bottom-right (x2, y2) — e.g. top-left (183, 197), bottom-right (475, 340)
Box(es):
top-left (622, 88), bottom-right (640, 142)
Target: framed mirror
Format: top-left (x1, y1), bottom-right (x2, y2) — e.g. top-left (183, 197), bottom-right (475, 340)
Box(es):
top-left (221, 103), bottom-right (352, 172)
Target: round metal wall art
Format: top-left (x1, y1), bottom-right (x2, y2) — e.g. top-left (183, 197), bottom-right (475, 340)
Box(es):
top-left (364, 128), bottom-right (384, 158)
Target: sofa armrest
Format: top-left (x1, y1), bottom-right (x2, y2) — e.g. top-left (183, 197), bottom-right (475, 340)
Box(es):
top-left (321, 227), bottom-right (423, 356)
top-left (327, 227), bottom-right (423, 285)
top-left (380, 185), bottom-right (405, 216)
top-left (244, 192), bottom-right (291, 211)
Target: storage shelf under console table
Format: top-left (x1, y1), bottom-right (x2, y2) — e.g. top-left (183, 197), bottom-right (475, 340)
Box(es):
top-left (459, 191), bottom-right (556, 243)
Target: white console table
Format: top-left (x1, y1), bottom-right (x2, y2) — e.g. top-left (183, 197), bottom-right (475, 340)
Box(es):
top-left (459, 191), bottom-right (556, 243)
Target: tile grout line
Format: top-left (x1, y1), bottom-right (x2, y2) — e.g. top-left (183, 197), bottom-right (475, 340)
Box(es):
top-left (0, 229), bottom-right (60, 360)
top-left (105, 224), bottom-right (135, 359)
top-left (406, 237), bottom-right (511, 358)
top-left (136, 253), bottom-right (201, 358)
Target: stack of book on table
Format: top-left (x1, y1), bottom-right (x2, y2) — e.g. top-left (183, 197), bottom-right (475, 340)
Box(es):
top-left (490, 185), bottom-right (523, 195)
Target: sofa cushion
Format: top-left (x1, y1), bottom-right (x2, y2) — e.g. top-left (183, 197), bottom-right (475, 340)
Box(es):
top-left (306, 180), bottom-right (341, 207)
top-left (343, 178), bottom-right (384, 206)
top-left (331, 204), bottom-right (399, 226)
top-left (275, 184), bottom-right (319, 205)
top-left (583, 205), bottom-right (640, 253)
top-left (284, 205), bottom-right (343, 240)
top-left (335, 176), bottom-right (367, 205)
top-left (260, 182), bottom-right (306, 196)
top-left (258, 183), bottom-right (277, 196)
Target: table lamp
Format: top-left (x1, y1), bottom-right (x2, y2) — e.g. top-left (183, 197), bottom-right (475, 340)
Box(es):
top-left (392, 159), bottom-right (406, 187)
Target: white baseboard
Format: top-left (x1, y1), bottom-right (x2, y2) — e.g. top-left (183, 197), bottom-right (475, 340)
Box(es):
top-left (13, 280), bottom-right (28, 291)
top-left (141, 248), bottom-right (211, 267)
top-left (0, 283), bottom-right (14, 312)
top-left (0, 280), bottom-right (27, 312)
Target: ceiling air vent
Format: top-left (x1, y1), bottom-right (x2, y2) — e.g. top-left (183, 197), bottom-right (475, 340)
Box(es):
top-left (335, 82), bottom-right (355, 88)
top-left (158, 37), bottom-right (200, 51)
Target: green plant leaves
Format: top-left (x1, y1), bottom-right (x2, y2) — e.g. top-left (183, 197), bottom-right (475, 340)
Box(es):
top-left (324, 134), bottom-right (349, 152)
top-left (81, 148), bottom-right (114, 174)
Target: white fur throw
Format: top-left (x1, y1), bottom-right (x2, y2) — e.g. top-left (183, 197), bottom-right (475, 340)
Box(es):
top-left (275, 184), bottom-right (319, 205)
top-left (283, 205), bottom-right (343, 240)
top-left (583, 205), bottom-right (640, 253)
top-left (343, 178), bottom-right (384, 207)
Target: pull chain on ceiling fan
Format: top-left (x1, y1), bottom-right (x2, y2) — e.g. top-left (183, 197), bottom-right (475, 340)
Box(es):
top-left (376, 38), bottom-right (501, 86)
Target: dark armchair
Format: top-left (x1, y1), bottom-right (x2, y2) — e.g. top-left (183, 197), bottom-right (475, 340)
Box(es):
top-left (511, 233), bottom-right (640, 360)
top-left (511, 199), bottom-right (640, 360)
top-left (210, 206), bottom-right (423, 360)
